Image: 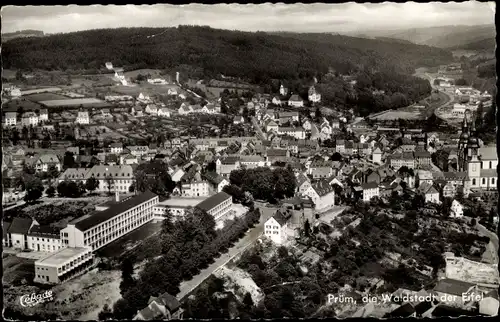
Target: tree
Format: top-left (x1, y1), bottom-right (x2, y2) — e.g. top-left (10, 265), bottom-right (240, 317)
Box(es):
top-left (134, 160), bottom-right (175, 196)
top-left (120, 256), bottom-right (136, 296)
top-left (24, 184), bottom-right (43, 203)
top-left (47, 165), bottom-right (60, 179)
top-left (85, 177), bottom-right (99, 193)
top-left (63, 151), bottom-right (75, 169)
top-left (330, 152), bottom-right (342, 161)
top-left (46, 186), bottom-right (56, 198)
top-left (57, 180), bottom-right (82, 198)
top-left (105, 175), bottom-right (114, 194)
top-left (304, 219), bottom-right (311, 237)
top-left (98, 304), bottom-right (113, 320)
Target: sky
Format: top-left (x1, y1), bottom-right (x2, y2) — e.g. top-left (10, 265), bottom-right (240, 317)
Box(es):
top-left (1, 2), bottom-right (496, 35)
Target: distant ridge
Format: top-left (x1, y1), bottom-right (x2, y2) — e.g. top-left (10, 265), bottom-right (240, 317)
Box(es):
top-left (2, 29), bottom-right (44, 42)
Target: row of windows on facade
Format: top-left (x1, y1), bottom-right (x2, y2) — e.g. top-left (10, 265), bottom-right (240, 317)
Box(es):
top-left (82, 201), bottom-right (155, 236)
top-left (265, 225), bottom-right (280, 230)
top-left (59, 253), bottom-right (92, 272)
top-left (471, 177), bottom-right (496, 185)
top-left (85, 214), bottom-right (152, 246)
top-left (32, 244), bottom-right (61, 251)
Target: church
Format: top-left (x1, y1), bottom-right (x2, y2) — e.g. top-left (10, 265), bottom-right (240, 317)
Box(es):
top-left (457, 110), bottom-right (497, 191)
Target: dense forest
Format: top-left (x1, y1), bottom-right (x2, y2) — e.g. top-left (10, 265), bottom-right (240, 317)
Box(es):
top-left (3, 26), bottom-right (452, 80)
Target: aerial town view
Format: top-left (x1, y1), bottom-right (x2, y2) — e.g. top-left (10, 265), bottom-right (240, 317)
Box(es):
top-left (1, 2), bottom-right (498, 320)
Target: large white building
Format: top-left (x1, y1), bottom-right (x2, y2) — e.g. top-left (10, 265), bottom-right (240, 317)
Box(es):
top-left (58, 165), bottom-right (134, 193)
top-left (34, 246), bottom-right (94, 284)
top-left (60, 191), bottom-right (159, 251)
top-left (4, 112), bottom-right (17, 126)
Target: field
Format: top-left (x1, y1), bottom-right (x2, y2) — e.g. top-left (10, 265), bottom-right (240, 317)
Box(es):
top-left (110, 82), bottom-right (180, 96)
top-left (38, 97), bottom-right (107, 107)
top-left (2, 99), bottom-right (44, 112)
top-left (123, 68), bottom-right (165, 79)
top-left (369, 109), bottom-right (423, 121)
top-left (24, 93), bottom-right (69, 102)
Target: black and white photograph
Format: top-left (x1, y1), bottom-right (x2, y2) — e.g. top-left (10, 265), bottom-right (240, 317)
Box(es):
top-left (1, 2), bottom-right (498, 320)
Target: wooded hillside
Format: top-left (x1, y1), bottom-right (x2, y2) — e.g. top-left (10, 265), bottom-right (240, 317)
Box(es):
top-left (2, 25), bottom-right (452, 81)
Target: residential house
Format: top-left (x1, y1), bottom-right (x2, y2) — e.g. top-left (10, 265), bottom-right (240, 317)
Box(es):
top-left (331, 119), bottom-right (340, 129)
top-left (308, 86), bottom-right (321, 103)
top-left (415, 150), bottom-right (432, 167)
top-left (129, 146), bottom-right (149, 158)
top-left (134, 292), bottom-right (183, 320)
top-left (239, 155), bottom-right (268, 169)
top-left (362, 182), bottom-right (379, 202)
top-left (178, 104), bottom-right (192, 115)
top-left (265, 120), bottom-right (279, 133)
top-left (302, 180), bottom-right (335, 210)
top-left (120, 154), bottom-right (139, 165)
top-left (101, 109), bottom-right (112, 118)
top-left (288, 94), bottom-right (304, 108)
top-left (296, 173), bottom-right (312, 196)
top-left (416, 170), bottom-right (434, 187)
top-left (4, 217), bottom-right (39, 250)
top-left (279, 84), bottom-right (288, 96)
top-left (372, 147), bottom-right (383, 164)
top-left (302, 119), bottom-right (313, 131)
top-left (4, 112), bottom-right (17, 126)
top-left (145, 104), bottom-right (158, 115)
top-left (336, 140), bottom-right (345, 154)
top-left (278, 111), bottom-right (300, 123)
top-left (233, 115), bottom-right (244, 124)
top-left (450, 200), bottom-right (464, 218)
top-left (308, 160), bottom-right (333, 179)
top-left (167, 88), bottom-right (178, 96)
top-left (110, 143), bottom-right (123, 154)
top-left (203, 171), bottom-right (229, 194)
top-left (21, 112), bottom-right (39, 126)
top-left (418, 182), bottom-right (440, 204)
top-left (35, 154), bottom-right (61, 172)
top-left (216, 156), bottom-right (240, 177)
top-left (320, 118), bottom-right (333, 136)
top-left (266, 149), bottom-right (290, 164)
top-left (76, 110), bottom-right (90, 124)
top-left (278, 127), bottom-right (306, 140)
top-left (271, 96), bottom-right (282, 106)
top-left (27, 225), bottom-right (62, 253)
top-left (39, 109), bottom-right (49, 121)
top-left (264, 210), bottom-right (292, 244)
top-left (390, 152), bottom-right (415, 170)
top-left (157, 108), bottom-right (171, 118)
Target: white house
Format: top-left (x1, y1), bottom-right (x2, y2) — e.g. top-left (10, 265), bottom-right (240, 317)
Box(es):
top-left (302, 119), bottom-right (312, 131)
top-left (35, 154), bottom-right (61, 172)
top-left (372, 147), bottom-right (382, 164)
top-left (264, 211), bottom-right (291, 244)
top-left (21, 112), bottom-right (39, 126)
top-left (4, 112), bottom-right (17, 126)
top-left (308, 86), bottom-right (321, 103)
top-left (157, 108), bottom-right (171, 118)
top-left (288, 94), bottom-right (304, 108)
top-left (272, 96), bottom-right (282, 106)
top-left (450, 200), bottom-right (464, 218)
top-left (302, 180), bottom-right (335, 211)
top-left (168, 88), bottom-right (178, 96)
top-left (145, 104), bottom-right (158, 115)
top-left (418, 182), bottom-right (440, 204)
top-left (105, 62), bottom-right (113, 70)
top-left (39, 109), bottom-right (49, 122)
top-left (362, 182), bottom-right (379, 202)
top-left (277, 127), bottom-right (306, 140)
top-left (265, 120), bottom-right (279, 133)
top-left (76, 111), bottom-right (90, 124)
top-left (233, 116), bottom-right (244, 124)
top-left (110, 143), bottom-right (124, 154)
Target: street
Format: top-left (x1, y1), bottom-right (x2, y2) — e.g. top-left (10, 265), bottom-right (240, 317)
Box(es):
top-left (475, 222), bottom-right (499, 265)
top-left (176, 205), bottom-right (275, 301)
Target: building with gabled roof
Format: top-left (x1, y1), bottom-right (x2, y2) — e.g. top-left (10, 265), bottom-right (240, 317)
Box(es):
top-left (35, 153), bottom-right (61, 172)
top-left (417, 182), bottom-right (440, 204)
top-left (288, 94), bottom-right (304, 108)
top-left (361, 182), bottom-right (379, 202)
top-left (134, 292), bottom-right (183, 320)
top-left (302, 179), bottom-right (335, 211)
top-left (264, 210), bottom-right (292, 244)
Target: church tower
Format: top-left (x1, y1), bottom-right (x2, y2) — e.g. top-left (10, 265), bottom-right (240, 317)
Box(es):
top-left (466, 113), bottom-right (481, 187)
top-left (458, 111), bottom-right (471, 171)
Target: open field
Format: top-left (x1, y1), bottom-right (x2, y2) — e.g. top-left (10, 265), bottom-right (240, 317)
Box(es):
top-left (369, 109), bottom-right (422, 121)
top-left (24, 92), bottom-right (69, 102)
top-left (111, 83), bottom-right (179, 96)
top-left (79, 125), bottom-right (127, 139)
top-left (39, 97), bottom-right (107, 107)
top-left (123, 68), bottom-right (165, 79)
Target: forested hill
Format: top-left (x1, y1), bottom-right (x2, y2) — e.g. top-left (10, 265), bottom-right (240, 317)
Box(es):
top-left (2, 25), bottom-right (452, 82)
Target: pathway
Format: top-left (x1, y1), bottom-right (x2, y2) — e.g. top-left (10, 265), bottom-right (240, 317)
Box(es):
top-left (176, 206), bottom-right (275, 301)
top-left (475, 222), bottom-right (499, 265)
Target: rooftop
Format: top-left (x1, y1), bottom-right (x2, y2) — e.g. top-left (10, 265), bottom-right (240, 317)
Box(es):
top-left (71, 191), bottom-right (157, 231)
top-left (36, 247), bottom-right (90, 267)
top-left (196, 192), bottom-right (231, 212)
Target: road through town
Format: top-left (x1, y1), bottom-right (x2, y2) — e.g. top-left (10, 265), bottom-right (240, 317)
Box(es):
top-left (176, 205), bottom-right (275, 301)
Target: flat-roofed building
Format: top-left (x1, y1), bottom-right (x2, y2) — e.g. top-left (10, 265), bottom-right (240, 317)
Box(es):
top-left (34, 246), bottom-right (94, 284)
top-left (60, 191), bottom-right (159, 251)
top-left (195, 191), bottom-right (233, 223)
top-left (153, 197), bottom-right (207, 220)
